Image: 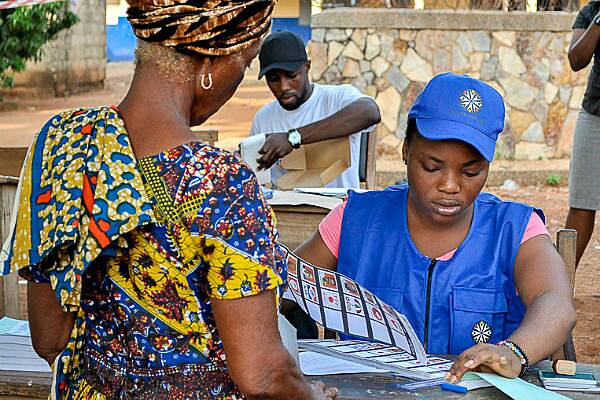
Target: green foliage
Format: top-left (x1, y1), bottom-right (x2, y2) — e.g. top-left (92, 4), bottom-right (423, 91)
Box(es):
top-left (0, 2), bottom-right (78, 88)
top-left (546, 173), bottom-right (561, 186)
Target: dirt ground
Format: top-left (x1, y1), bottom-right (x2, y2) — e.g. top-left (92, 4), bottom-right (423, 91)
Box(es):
top-left (1, 62), bottom-right (598, 363)
top-left (0, 62), bottom-right (270, 151)
top-left (494, 186), bottom-right (600, 364)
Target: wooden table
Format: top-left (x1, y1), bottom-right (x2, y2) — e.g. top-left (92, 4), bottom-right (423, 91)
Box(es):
top-left (2, 361), bottom-right (600, 399)
top-left (268, 191), bottom-right (342, 250)
top-left (307, 360), bottom-right (600, 399)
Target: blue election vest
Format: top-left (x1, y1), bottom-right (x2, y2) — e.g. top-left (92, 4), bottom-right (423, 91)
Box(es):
top-left (337, 185), bottom-right (544, 355)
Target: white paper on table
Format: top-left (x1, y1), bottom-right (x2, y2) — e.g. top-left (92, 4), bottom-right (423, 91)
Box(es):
top-left (278, 313), bottom-right (299, 366)
top-left (0, 317), bottom-right (30, 336)
top-left (0, 334), bottom-right (51, 373)
top-left (294, 188), bottom-right (367, 198)
top-left (269, 190), bottom-right (342, 211)
top-left (299, 351), bottom-right (390, 376)
top-left (240, 134), bottom-right (271, 185)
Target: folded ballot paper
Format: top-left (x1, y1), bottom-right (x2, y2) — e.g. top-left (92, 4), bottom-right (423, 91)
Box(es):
top-left (280, 246), bottom-right (429, 376)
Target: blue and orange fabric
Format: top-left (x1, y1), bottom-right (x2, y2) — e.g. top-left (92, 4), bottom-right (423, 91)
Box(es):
top-left (0, 106), bottom-right (286, 399)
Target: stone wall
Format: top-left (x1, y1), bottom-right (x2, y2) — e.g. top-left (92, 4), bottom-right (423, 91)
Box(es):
top-left (309, 9), bottom-right (589, 160)
top-left (10, 0), bottom-right (106, 97)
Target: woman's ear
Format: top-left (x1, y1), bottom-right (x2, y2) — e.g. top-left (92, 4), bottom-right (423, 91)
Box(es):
top-left (402, 137), bottom-right (409, 165)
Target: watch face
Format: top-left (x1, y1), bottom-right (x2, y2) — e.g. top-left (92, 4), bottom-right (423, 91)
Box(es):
top-left (288, 130), bottom-right (301, 147)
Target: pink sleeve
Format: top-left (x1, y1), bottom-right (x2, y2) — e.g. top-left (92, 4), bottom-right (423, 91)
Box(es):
top-left (521, 211), bottom-right (549, 244)
top-left (318, 201), bottom-right (347, 258)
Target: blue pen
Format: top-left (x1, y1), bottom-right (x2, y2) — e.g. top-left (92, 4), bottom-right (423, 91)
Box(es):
top-left (440, 383), bottom-right (468, 394)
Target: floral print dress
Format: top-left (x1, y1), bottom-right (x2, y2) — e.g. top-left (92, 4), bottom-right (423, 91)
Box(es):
top-left (1, 107), bottom-right (286, 400)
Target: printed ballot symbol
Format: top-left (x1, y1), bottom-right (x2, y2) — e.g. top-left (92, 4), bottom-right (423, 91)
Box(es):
top-left (320, 271), bottom-right (338, 290)
top-left (362, 289), bottom-right (377, 305)
top-left (302, 264), bottom-right (316, 283)
top-left (323, 290), bottom-right (341, 310)
top-left (342, 278), bottom-right (359, 296)
top-left (389, 318), bottom-right (401, 331)
top-left (382, 303), bottom-right (396, 316)
top-left (288, 277), bottom-right (299, 294)
top-left (370, 306), bottom-right (384, 322)
top-left (345, 295), bottom-right (363, 315)
top-left (287, 255), bottom-right (298, 276)
top-left (304, 284), bottom-right (318, 302)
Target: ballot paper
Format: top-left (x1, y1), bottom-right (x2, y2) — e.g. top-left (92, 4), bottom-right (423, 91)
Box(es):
top-left (281, 246), bottom-right (426, 363)
top-left (0, 319), bottom-right (51, 373)
top-left (299, 351), bottom-right (388, 375)
top-left (0, 316), bottom-right (30, 336)
top-left (299, 340), bottom-right (452, 380)
top-left (239, 134), bottom-right (271, 185)
top-left (293, 187), bottom-right (368, 198)
top-left (278, 313), bottom-right (299, 365)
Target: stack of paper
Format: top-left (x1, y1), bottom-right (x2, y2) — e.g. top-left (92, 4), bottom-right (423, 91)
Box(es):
top-left (0, 317), bottom-right (51, 373)
top-left (540, 372), bottom-right (600, 393)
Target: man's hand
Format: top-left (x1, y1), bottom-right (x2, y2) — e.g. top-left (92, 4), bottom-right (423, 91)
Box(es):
top-left (445, 343), bottom-right (522, 383)
top-left (257, 133), bottom-right (293, 170)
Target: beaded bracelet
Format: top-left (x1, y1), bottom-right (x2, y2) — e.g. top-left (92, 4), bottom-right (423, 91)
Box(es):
top-left (497, 340), bottom-right (530, 377)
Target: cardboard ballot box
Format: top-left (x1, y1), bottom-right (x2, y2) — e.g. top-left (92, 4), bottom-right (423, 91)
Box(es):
top-left (277, 136), bottom-right (350, 190)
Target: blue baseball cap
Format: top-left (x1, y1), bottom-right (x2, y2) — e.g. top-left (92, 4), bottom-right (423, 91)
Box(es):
top-left (407, 72), bottom-right (505, 162)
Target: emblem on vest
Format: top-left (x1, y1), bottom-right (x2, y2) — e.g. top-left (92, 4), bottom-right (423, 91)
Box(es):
top-left (459, 89), bottom-right (482, 113)
top-left (471, 320), bottom-right (492, 344)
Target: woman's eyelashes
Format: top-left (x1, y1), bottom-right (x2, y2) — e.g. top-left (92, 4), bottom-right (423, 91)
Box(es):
top-left (463, 169), bottom-right (483, 177)
top-left (420, 163), bottom-right (482, 177)
top-left (423, 166), bottom-right (440, 173)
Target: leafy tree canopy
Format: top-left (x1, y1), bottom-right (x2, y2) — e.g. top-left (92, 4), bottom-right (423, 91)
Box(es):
top-left (0, 2), bottom-right (78, 89)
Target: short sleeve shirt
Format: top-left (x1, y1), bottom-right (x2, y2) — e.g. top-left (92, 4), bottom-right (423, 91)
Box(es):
top-left (80, 142), bottom-right (285, 398)
top-left (250, 83), bottom-right (374, 189)
top-left (573, 1), bottom-right (600, 116)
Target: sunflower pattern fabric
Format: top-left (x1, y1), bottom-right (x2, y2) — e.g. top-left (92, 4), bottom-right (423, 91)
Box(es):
top-left (126, 0), bottom-right (276, 56)
top-left (1, 108), bottom-right (286, 399)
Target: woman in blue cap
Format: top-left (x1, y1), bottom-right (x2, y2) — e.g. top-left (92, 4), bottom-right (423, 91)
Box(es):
top-left (295, 72), bottom-right (576, 382)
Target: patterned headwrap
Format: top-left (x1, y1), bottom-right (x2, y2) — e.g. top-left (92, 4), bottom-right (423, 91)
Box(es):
top-left (126, 0), bottom-right (276, 56)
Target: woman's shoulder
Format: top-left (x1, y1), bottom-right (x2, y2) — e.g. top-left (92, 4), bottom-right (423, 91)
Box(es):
top-left (39, 106), bottom-right (119, 129)
top-left (170, 142), bottom-right (258, 199)
top-left (186, 143), bottom-right (254, 178)
top-left (476, 191), bottom-right (532, 207)
top-left (476, 191), bottom-right (544, 220)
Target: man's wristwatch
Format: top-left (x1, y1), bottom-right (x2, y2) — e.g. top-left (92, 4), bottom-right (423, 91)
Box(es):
top-left (287, 129), bottom-right (302, 149)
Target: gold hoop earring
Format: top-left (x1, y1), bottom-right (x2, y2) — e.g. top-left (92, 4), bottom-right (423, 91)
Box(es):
top-left (200, 73), bottom-right (213, 90)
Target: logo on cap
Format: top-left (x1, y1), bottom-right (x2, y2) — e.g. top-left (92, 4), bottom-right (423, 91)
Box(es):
top-left (459, 89), bottom-right (483, 113)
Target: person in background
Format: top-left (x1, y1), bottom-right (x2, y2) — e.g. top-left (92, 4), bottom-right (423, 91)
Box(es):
top-left (295, 73), bottom-right (576, 383)
top-left (0, 1), bottom-right (336, 398)
top-left (565, 0), bottom-right (600, 267)
top-left (250, 30), bottom-right (381, 189)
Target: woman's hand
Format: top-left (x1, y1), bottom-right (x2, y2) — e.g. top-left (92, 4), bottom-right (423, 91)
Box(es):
top-left (310, 381), bottom-right (338, 400)
top-left (445, 343), bottom-right (521, 383)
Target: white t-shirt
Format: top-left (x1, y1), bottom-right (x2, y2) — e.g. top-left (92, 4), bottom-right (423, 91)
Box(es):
top-left (250, 83), bottom-right (373, 189)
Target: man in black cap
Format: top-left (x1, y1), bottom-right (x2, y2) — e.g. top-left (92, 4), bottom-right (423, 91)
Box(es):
top-left (250, 30), bottom-right (381, 189)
